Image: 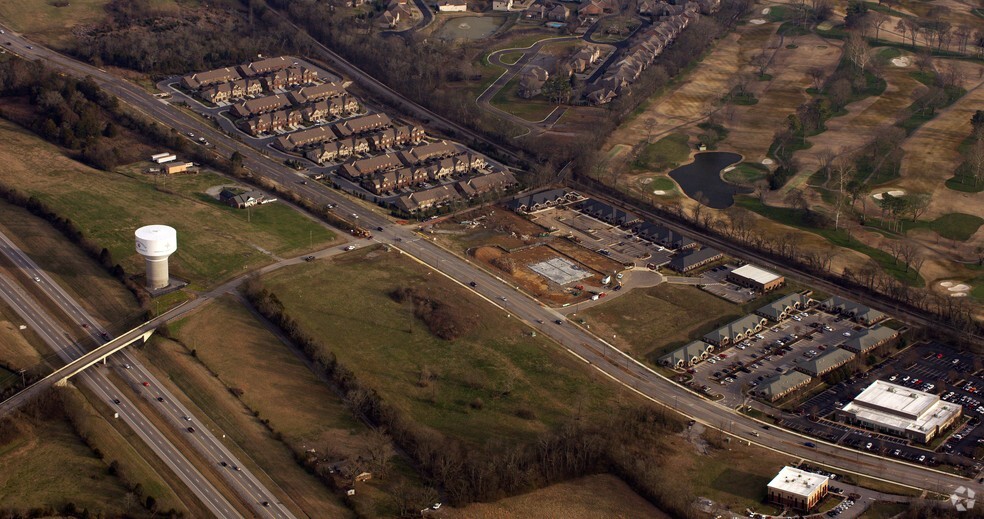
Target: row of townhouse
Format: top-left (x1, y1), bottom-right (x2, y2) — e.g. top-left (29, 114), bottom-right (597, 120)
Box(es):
top-left (203, 66), bottom-right (319, 104)
top-left (305, 125), bottom-right (425, 163)
top-left (585, 7), bottom-right (698, 105)
top-left (635, 221), bottom-right (696, 251)
top-left (393, 170), bottom-right (518, 213)
top-left (237, 95), bottom-right (362, 137)
top-left (365, 153), bottom-right (487, 194)
top-left (274, 113), bottom-right (394, 152)
top-left (230, 94), bottom-right (293, 119)
top-left (338, 141), bottom-right (466, 181)
top-left (181, 56), bottom-right (300, 90)
top-left (505, 188), bottom-right (583, 213)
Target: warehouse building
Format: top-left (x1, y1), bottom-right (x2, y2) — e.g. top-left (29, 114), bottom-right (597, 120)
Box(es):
top-left (702, 314), bottom-right (768, 347)
top-left (837, 380), bottom-right (962, 443)
top-left (839, 325), bottom-right (898, 355)
top-left (756, 371), bottom-right (813, 402)
top-left (658, 340), bottom-right (715, 369)
top-left (756, 292), bottom-right (814, 322)
top-left (767, 466), bottom-right (829, 511)
top-left (727, 264), bottom-right (784, 292)
top-left (794, 348), bottom-right (856, 377)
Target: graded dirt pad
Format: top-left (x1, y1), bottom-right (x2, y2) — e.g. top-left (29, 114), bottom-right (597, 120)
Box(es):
top-left (786, 56), bottom-right (924, 192)
top-left (437, 207), bottom-right (547, 252)
top-left (447, 473), bottom-right (670, 518)
top-left (722, 31), bottom-right (842, 161)
top-left (476, 242), bottom-right (607, 303)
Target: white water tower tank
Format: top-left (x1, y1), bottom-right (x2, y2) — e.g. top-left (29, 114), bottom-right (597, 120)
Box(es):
top-left (135, 225), bottom-right (177, 290)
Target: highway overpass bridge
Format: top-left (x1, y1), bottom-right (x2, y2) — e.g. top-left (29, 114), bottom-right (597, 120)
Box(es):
top-left (0, 320), bottom-right (159, 418)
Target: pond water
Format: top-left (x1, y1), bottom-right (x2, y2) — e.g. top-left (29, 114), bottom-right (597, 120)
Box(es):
top-left (668, 152), bottom-right (748, 209)
top-left (436, 16), bottom-right (504, 40)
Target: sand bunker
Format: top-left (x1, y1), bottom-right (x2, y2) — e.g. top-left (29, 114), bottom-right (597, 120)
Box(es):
top-left (872, 189), bottom-right (906, 200)
top-left (641, 178), bottom-right (653, 184)
top-left (938, 280), bottom-right (971, 297)
top-left (761, 158), bottom-right (774, 165)
top-left (653, 190), bottom-right (667, 195)
top-left (949, 284), bottom-right (971, 292)
top-left (951, 292), bottom-right (968, 297)
top-left (817, 21), bottom-right (834, 31)
top-left (940, 281), bottom-right (955, 288)
top-left (723, 165), bottom-right (736, 172)
top-left (750, 18), bottom-right (767, 24)
top-left (761, 7), bottom-right (771, 14)
top-left (891, 56), bottom-right (911, 68)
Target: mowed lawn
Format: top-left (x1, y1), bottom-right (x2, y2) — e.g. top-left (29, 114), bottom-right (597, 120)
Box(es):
top-left (0, 121), bottom-right (335, 286)
top-left (452, 473), bottom-right (670, 518)
top-left (0, 198), bottom-right (139, 324)
top-left (0, 413), bottom-right (137, 516)
top-left (261, 246), bottom-right (620, 446)
top-left (581, 284), bottom-right (741, 360)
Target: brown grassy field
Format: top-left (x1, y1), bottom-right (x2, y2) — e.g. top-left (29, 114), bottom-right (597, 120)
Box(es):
top-left (0, 198), bottom-right (140, 327)
top-left (168, 295), bottom-right (428, 517)
top-left (260, 246), bottom-right (625, 446)
top-left (0, 401), bottom-right (150, 516)
top-left (136, 330), bottom-right (355, 518)
top-left (0, 0), bottom-right (179, 48)
top-left (446, 473), bottom-right (670, 518)
top-left (0, 301), bottom-right (44, 374)
top-left (579, 283), bottom-right (742, 359)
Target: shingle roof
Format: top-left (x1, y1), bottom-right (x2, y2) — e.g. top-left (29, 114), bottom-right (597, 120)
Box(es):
top-left (795, 348), bottom-right (856, 376)
top-left (840, 325), bottom-right (898, 354)
top-left (758, 371), bottom-right (812, 400)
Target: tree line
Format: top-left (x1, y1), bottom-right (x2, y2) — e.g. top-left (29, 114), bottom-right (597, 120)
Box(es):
top-left (242, 277), bottom-right (704, 517)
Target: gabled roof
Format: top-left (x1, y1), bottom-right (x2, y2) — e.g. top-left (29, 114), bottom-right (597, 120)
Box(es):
top-left (668, 246), bottom-right (720, 271)
top-left (658, 340), bottom-right (713, 366)
top-left (794, 348), bottom-right (856, 376)
top-left (840, 325), bottom-right (898, 354)
top-left (756, 293), bottom-right (813, 321)
top-left (702, 314), bottom-right (765, 344)
top-left (758, 371), bottom-right (812, 400)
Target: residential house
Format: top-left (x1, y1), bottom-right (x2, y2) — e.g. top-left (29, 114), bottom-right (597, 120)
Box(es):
top-left (505, 188), bottom-right (582, 213)
top-left (393, 185), bottom-right (462, 213)
top-left (238, 56), bottom-right (292, 77)
top-left (524, 4), bottom-right (546, 19)
top-left (219, 189), bottom-right (275, 208)
top-left (367, 125), bottom-right (426, 151)
top-left (305, 138), bottom-right (370, 164)
top-left (547, 4), bottom-right (570, 21)
top-left (274, 126), bottom-right (338, 152)
top-left (577, 199), bottom-right (640, 226)
top-left (399, 140), bottom-right (461, 165)
top-left (287, 82), bottom-right (346, 105)
top-left (454, 170), bottom-right (518, 198)
top-left (569, 46), bottom-right (602, 74)
top-left (366, 167), bottom-right (429, 194)
top-left (578, 0), bottom-right (604, 17)
top-left (237, 109), bottom-right (303, 136)
top-left (332, 113), bottom-right (393, 138)
top-left (262, 66), bottom-right (318, 91)
top-left (436, 0), bottom-right (468, 11)
top-left (301, 96), bottom-right (361, 122)
top-left (518, 66), bottom-right (549, 99)
top-left (380, 9), bottom-right (400, 28)
top-left (339, 153), bottom-right (404, 179)
top-left (492, 0), bottom-right (514, 10)
top-left (181, 67), bottom-right (241, 90)
top-left (200, 78), bottom-right (264, 104)
top-left (230, 94), bottom-right (291, 119)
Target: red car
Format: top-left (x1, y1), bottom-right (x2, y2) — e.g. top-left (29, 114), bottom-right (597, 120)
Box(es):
top-left (142, 382), bottom-right (150, 387)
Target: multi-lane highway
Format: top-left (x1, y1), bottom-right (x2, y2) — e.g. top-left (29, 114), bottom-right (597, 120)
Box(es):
top-left (0, 22), bottom-right (980, 502)
top-left (0, 232), bottom-right (296, 519)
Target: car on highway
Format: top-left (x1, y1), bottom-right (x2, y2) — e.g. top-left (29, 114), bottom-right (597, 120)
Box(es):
top-left (101, 332), bottom-right (111, 340)
top-left (157, 397), bottom-right (164, 402)
top-left (804, 442), bottom-right (816, 448)
top-left (554, 320), bottom-right (563, 325)
top-left (33, 276), bottom-right (40, 282)
top-left (469, 281), bottom-right (477, 287)
top-left (26, 45), bottom-right (32, 49)
top-left (262, 502), bottom-right (270, 507)
top-left (220, 461), bottom-right (228, 467)
top-left (187, 427), bottom-right (195, 433)
top-left (351, 213), bottom-right (359, 219)
top-left (377, 226), bottom-right (384, 231)
top-left (499, 296), bottom-right (507, 302)
top-left (112, 399), bottom-right (121, 405)
top-left (303, 255), bottom-right (315, 261)
top-left (344, 245), bottom-right (356, 251)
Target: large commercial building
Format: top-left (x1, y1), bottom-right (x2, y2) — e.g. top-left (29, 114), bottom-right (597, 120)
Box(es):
top-left (837, 380), bottom-right (962, 443)
top-left (727, 264), bottom-right (784, 292)
top-left (767, 466), bottom-right (829, 511)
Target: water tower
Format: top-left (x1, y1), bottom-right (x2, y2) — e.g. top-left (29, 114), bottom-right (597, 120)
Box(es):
top-left (135, 225), bottom-right (177, 290)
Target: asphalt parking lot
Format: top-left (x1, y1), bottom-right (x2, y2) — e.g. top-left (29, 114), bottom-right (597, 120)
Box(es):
top-left (688, 308), bottom-right (859, 407)
top-left (698, 264), bottom-right (760, 304)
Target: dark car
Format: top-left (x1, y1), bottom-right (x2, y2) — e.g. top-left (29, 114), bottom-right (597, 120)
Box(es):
top-left (187, 427), bottom-right (195, 433)
top-left (469, 281), bottom-right (477, 287)
top-left (112, 399), bottom-right (121, 405)
top-left (555, 320), bottom-right (563, 325)
top-left (377, 226), bottom-right (384, 231)
top-left (221, 461), bottom-right (228, 467)
top-left (157, 397), bottom-right (164, 402)
top-left (804, 442), bottom-right (816, 448)
top-left (262, 502), bottom-right (270, 507)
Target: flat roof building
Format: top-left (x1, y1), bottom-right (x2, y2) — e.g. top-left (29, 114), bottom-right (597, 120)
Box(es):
top-left (794, 348), bottom-right (856, 377)
top-left (756, 371), bottom-right (813, 402)
top-left (767, 466), bottom-right (829, 511)
top-left (837, 380), bottom-right (962, 443)
top-left (728, 264), bottom-right (784, 292)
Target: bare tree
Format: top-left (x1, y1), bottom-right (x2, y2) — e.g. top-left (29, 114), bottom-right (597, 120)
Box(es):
top-left (846, 32), bottom-right (873, 74)
top-left (816, 149), bottom-right (836, 178)
top-left (870, 12), bottom-right (889, 41)
top-left (831, 159), bottom-right (854, 230)
top-left (644, 117), bottom-right (658, 144)
top-left (808, 67), bottom-right (826, 91)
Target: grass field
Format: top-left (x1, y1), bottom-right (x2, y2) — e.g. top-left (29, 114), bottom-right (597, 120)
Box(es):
top-left (498, 51), bottom-right (523, 65)
top-left (906, 213), bottom-right (983, 242)
top-left (858, 501), bottom-right (908, 518)
top-left (632, 133), bottom-right (691, 172)
top-left (723, 162), bottom-right (769, 185)
top-left (0, 120), bottom-right (336, 287)
top-left (0, 300), bottom-right (45, 374)
top-left (260, 246), bottom-right (622, 446)
top-left (138, 330), bottom-right (355, 518)
top-left (0, 198), bottom-right (139, 327)
top-left (489, 77), bottom-right (558, 122)
top-left (450, 473), bottom-right (669, 518)
top-left (579, 284), bottom-right (742, 360)
top-left (0, 404), bottom-right (142, 516)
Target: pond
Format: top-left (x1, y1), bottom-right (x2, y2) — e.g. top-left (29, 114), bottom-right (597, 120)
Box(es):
top-left (668, 152), bottom-right (749, 209)
top-left (435, 16), bottom-right (504, 40)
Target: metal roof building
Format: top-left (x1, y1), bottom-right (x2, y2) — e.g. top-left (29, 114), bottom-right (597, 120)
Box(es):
top-left (728, 264), bottom-right (784, 291)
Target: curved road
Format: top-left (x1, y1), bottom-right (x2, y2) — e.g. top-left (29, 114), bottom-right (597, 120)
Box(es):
top-left (0, 23), bottom-right (981, 502)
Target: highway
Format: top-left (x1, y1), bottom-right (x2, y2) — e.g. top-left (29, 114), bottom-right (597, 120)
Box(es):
top-left (0, 233), bottom-right (297, 519)
top-left (0, 23), bottom-right (980, 501)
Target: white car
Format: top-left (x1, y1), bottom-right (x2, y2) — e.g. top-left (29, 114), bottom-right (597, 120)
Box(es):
top-left (344, 245), bottom-right (357, 251)
top-left (842, 331), bottom-right (852, 337)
